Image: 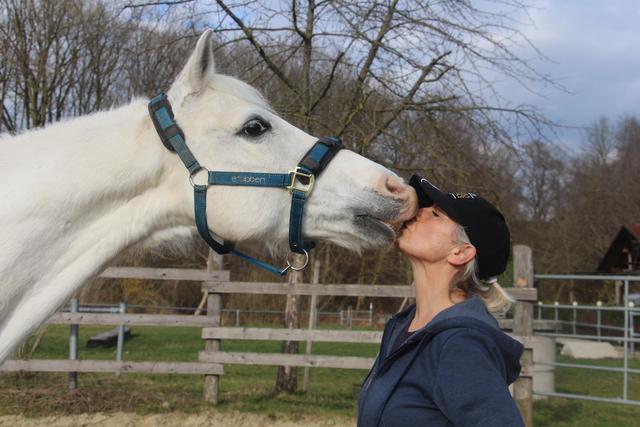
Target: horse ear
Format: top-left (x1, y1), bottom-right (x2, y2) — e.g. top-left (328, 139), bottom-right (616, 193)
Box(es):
top-left (168, 30), bottom-right (216, 103)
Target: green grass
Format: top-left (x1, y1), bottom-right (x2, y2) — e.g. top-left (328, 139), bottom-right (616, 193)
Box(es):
top-left (533, 352), bottom-right (640, 426)
top-left (2, 325), bottom-right (640, 425)
top-left (552, 353), bottom-right (640, 399)
top-left (0, 325), bottom-right (377, 418)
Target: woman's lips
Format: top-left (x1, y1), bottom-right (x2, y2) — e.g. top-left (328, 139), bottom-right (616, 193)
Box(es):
top-left (403, 217), bottom-right (416, 229)
top-left (397, 219), bottom-right (412, 237)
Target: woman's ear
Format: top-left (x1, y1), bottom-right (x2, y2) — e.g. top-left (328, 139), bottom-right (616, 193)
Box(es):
top-left (447, 243), bottom-right (476, 268)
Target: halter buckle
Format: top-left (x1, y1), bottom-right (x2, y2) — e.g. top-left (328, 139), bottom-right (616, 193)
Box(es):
top-left (287, 167), bottom-right (315, 196)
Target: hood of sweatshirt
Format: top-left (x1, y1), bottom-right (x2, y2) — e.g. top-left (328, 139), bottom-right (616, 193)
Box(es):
top-left (387, 296), bottom-right (523, 385)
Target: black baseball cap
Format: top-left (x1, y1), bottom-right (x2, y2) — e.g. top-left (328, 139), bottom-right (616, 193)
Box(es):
top-left (409, 174), bottom-right (510, 280)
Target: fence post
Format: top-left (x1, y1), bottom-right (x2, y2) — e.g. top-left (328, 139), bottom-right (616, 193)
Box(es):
top-left (303, 260), bottom-right (320, 393)
top-left (630, 302), bottom-right (636, 357)
top-left (203, 250), bottom-right (223, 404)
top-left (276, 253), bottom-right (305, 392)
top-left (513, 245), bottom-right (534, 427)
top-left (572, 301), bottom-right (578, 336)
top-left (623, 281), bottom-right (629, 401)
top-left (596, 301), bottom-right (602, 341)
top-left (116, 301), bottom-right (127, 362)
top-left (68, 298), bottom-right (79, 390)
top-left (615, 280), bottom-right (622, 305)
top-left (537, 301), bottom-right (542, 320)
top-left (347, 306), bottom-right (353, 329)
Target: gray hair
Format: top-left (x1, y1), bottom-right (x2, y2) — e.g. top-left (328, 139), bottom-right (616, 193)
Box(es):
top-left (452, 225), bottom-right (513, 315)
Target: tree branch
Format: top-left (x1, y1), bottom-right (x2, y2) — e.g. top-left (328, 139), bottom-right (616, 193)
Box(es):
top-left (291, 0), bottom-right (307, 40)
top-left (357, 50), bottom-right (452, 153)
top-left (123, 0), bottom-right (194, 9)
top-left (333, 0), bottom-right (399, 135)
top-left (309, 50), bottom-right (344, 113)
top-left (214, 0), bottom-right (299, 95)
top-left (2, 102), bottom-right (15, 132)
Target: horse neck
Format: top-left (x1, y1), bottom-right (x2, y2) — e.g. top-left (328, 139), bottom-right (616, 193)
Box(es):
top-left (0, 99), bottom-right (183, 294)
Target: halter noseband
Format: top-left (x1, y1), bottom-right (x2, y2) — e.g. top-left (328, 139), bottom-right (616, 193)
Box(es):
top-left (148, 93), bottom-right (343, 275)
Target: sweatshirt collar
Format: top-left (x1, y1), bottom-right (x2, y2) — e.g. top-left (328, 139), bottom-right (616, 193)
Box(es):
top-left (393, 296), bottom-right (499, 332)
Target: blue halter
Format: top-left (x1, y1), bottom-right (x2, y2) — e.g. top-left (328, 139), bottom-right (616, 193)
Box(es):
top-left (148, 93), bottom-right (343, 276)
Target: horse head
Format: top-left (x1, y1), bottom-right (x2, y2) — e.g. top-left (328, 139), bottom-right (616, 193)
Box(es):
top-left (158, 30), bottom-right (418, 254)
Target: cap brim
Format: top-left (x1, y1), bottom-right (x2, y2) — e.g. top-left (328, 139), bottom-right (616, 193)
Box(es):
top-left (409, 174), bottom-right (462, 222)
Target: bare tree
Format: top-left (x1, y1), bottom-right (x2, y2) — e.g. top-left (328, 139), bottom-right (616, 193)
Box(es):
top-left (1, 0), bottom-right (568, 393)
top-left (126, 0), bottom-right (553, 146)
top-left (121, 0), bottom-right (554, 391)
top-left (518, 115), bottom-right (640, 281)
top-left (585, 116), bottom-right (616, 166)
top-left (0, 0), bottom-right (194, 132)
top-left (0, 0), bottom-right (85, 129)
top-left (518, 140), bottom-right (565, 223)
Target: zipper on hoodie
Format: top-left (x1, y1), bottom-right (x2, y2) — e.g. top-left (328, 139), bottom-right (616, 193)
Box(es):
top-left (378, 332), bottom-right (425, 372)
top-left (363, 317), bottom-right (427, 391)
top-left (358, 316), bottom-right (401, 426)
top-left (362, 315), bottom-right (399, 392)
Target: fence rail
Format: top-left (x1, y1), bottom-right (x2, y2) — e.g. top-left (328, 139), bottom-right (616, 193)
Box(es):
top-left (199, 351), bottom-right (375, 369)
top-left (201, 281), bottom-right (537, 300)
top-left (201, 327), bottom-right (383, 343)
top-left (51, 303), bottom-right (555, 331)
top-left (99, 267), bottom-right (230, 282)
top-left (47, 312), bottom-right (214, 327)
top-left (0, 359), bottom-right (223, 375)
top-left (534, 273), bottom-right (640, 406)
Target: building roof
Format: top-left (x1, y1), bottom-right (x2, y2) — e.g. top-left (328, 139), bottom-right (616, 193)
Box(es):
top-left (598, 224), bottom-right (640, 273)
top-left (627, 224), bottom-right (640, 239)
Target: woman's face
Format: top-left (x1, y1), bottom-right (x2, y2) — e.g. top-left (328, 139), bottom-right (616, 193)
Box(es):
top-left (396, 206), bottom-right (460, 263)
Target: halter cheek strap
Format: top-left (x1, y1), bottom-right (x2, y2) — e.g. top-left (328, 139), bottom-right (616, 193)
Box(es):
top-left (148, 93), bottom-right (343, 276)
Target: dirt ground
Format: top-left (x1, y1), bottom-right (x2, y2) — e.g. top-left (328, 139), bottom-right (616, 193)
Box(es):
top-left (0, 411), bottom-right (354, 427)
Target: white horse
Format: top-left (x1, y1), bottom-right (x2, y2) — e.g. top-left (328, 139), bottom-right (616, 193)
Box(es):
top-left (0, 31), bottom-right (417, 363)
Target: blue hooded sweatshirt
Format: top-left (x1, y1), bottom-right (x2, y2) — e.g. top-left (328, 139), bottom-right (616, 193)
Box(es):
top-left (357, 297), bottom-right (524, 427)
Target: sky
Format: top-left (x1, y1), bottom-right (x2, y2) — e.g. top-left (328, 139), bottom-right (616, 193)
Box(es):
top-left (155, 0), bottom-right (639, 157)
top-left (499, 0), bottom-right (640, 155)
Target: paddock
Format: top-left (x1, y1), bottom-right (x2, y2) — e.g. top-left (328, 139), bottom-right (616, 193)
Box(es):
top-left (5, 244), bottom-right (640, 426)
top-left (0, 246), bottom-right (538, 426)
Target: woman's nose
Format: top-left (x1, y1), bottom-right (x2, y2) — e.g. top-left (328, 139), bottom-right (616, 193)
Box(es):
top-left (416, 208), bottom-right (427, 218)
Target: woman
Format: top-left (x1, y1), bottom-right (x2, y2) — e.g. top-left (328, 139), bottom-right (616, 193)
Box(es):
top-left (357, 175), bottom-right (524, 427)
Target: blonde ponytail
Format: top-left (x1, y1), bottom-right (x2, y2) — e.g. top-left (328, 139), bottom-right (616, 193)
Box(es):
top-left (475, 278), bottom-right (514, 316)
top-left (453, 226), bottom-right (514, 316)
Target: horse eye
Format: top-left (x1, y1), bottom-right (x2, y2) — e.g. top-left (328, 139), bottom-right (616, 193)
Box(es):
top-left (240, 118), bottom-right (271, 138)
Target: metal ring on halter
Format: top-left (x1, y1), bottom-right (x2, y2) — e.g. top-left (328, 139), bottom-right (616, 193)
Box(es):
top-left (189, 166), bottom-right (210, 188)
top-left (282, 249), bottom-right (309, 273)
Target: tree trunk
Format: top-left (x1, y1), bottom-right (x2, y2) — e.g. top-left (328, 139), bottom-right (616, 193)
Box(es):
top-left (275, 254), bottom-right (304, 392)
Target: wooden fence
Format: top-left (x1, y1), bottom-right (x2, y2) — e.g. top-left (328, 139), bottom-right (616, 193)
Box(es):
top-left (198, 280), bottom-right (535, 372)
top-left (0, 246), bottom-right (537, 426)
top-left (199, 245), bottom-right (536, 426)
top-left (0, 266), bottom-right (230, 378)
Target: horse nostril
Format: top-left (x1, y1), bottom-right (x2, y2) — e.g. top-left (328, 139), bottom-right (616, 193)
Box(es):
top-left (384, 175), bottom-right (408, 197)
top-left (378, 174), bottom-right (418, 223)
